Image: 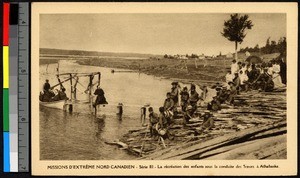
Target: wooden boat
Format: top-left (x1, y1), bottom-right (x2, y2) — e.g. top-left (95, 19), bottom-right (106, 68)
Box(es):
top-left (39, 99), bottom-right (67, 110)
top-left (40, 70), bottom-right (102, 112)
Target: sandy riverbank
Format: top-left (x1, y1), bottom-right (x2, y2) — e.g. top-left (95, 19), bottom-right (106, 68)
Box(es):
top-left (77, 57), bottom-right (232, 87)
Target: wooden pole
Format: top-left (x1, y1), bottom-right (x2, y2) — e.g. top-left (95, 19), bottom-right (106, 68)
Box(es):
top-left (89, 75), bottom-right (92, 103)
top-left (98, 72), bottom-right (101, 87)
top-left (70, 74), bottom-right (73, 100)
top-left (73, 76), bottom-right (79, 100)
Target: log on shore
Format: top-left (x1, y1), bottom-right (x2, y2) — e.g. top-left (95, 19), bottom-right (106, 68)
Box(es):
top-left (143, 120), bottom-right (286, 160)
top-left (120, 90), bottom-right (286, 160)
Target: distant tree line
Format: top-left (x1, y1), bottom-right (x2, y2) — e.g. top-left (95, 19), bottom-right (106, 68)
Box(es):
top-left (163, 53), bottom-right (205, 59)
top-left (239, 37), bottom-right (286, 56)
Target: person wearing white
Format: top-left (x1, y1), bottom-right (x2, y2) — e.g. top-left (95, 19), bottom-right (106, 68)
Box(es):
top-left (231, 60), bottom-right (239, 75)
top-left (239, 70), bottom-right (249, 91)
top-left (272, 61), bottom-right (285, 88)
top-left (225, 71), bottom-right (234, 89)
top-left (240, 71), bottom-right (249, 85)
top-left (267, 64), bottom-right (273, 76)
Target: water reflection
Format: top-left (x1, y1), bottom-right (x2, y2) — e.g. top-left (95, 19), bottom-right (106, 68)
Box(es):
top-left (39, 61), bottom-right (179, 160)
top-left (94, 116), bottom-right (105, 140)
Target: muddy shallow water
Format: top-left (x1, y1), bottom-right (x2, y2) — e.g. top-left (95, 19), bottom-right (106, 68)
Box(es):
top-left (39, 60), bottom-right (186, 160)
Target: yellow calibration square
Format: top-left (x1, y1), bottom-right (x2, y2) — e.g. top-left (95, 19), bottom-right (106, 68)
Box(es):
top-left (3, 46), bottom-right (9, 88)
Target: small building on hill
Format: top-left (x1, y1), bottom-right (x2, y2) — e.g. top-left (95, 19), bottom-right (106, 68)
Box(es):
top-left (226, 52), bottom-right (233, 58)
top-left (198, 54), bottom-right (206, 60)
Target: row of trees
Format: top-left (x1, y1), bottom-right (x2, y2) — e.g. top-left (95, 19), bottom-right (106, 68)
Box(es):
top-left (239, 37), bottom-right (287, 55)
top-left (163, 53), bottom-right (204, 59)
top-left (221, 13), bottom-right (287, 59)
top-left (162, 14), bottom-right (284, 60)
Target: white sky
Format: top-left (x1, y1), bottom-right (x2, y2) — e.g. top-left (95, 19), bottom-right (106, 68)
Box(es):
top-left (40, 13), bottom-right (286, 56)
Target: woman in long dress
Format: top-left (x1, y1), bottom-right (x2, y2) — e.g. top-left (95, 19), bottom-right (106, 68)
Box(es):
top-left (272, 61), bottom-right (286, 88)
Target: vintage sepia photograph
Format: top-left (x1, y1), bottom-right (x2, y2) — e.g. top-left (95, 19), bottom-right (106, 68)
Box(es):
top-left (31, 2), bottom-right (297, 176)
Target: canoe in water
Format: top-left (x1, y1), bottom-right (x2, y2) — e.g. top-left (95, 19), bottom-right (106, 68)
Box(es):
top-left (39, 100), bottom-right (67, 110)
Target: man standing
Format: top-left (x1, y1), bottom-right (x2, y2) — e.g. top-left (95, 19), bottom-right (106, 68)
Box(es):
top-left (279, 58), bottom-right (287, 85)
top-left (148, 107), bottom-right (159, 137)
top-left (93, 87), bottom-right (108, 107)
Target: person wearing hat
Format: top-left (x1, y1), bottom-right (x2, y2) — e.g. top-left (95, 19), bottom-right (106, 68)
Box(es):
top-left (180, 86), bottom-right (189, 112)
top-left (183, 105), bottom-right (194, 125)
top-left (43, 79), bottom-right (51, 92)
top-left (170, 81), bottom-right (179, 105)
top-left (41, 79), bottom-right (55, 102)
top-left (148, 107), bottom-right (159, 137)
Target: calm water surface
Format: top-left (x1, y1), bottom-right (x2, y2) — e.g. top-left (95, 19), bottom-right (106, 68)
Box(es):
top-left (39, 61), bottom-right (177, 160)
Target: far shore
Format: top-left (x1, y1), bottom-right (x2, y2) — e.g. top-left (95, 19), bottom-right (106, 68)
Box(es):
top-left (76, 57), bottom-right (231, 87)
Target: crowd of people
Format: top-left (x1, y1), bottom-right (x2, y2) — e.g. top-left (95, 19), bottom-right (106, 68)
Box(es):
top-left (226, 58), bottom-right (286, 93)
top-left (147, 57), bottom-right (287, 140)
top-left (147, 82), bottom-right (214, 140)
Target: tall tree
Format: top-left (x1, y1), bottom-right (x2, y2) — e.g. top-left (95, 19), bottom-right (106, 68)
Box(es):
top-left (221, 13), bottom-right (253, 60)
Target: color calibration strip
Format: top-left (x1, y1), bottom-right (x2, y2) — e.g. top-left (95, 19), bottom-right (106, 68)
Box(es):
top-left (3, 2), bottom-right (10, 172)
top-left (3, 2), bottom-right (25, 172)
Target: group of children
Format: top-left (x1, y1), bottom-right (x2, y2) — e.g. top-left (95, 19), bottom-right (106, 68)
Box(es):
top-left (146, 57), bottom-right (287, 141)
top-left (147, 82), bottom-right (214, 139)
top-left (226, 59), bottom-right (286, 93)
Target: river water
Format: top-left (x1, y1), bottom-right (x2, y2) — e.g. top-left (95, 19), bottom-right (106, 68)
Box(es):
top-left (39, 60), bottom-right (183, 160)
